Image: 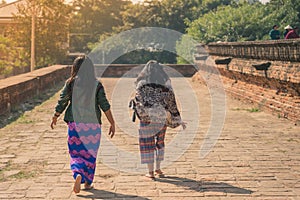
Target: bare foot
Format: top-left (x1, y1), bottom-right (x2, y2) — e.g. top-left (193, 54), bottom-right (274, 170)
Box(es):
top-left (145, 171), bottom-right (155, 180)
top-left (73, 174), bottom-right (82, 194)
top-left (155, 169), bottom-right (165, 177)
top-left (84, 181), bottom-right (94, 190)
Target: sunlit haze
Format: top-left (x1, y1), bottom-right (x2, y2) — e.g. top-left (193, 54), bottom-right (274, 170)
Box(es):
top-left (5, 0), bottom-right (143, 3)
top-left (4, 0), bottom-right (270, 4)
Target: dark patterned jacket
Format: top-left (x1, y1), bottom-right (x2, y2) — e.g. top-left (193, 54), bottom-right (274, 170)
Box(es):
top-left (131, 81), bottom-right (182, 128)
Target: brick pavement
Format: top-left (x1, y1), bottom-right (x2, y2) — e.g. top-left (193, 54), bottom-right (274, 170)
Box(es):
top-left (0, 77), bottom-right (299, 200)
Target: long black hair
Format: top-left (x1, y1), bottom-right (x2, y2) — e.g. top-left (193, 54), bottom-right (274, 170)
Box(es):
top-left (67, 55), bottom-right (97, 85)
top-left (69, 55), bottom-right (99, 123)
top-left (135, 60), bottom-right (169, 87)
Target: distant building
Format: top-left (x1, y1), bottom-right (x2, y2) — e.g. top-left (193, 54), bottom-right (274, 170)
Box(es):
top-left (0, 1), bottom-right (29, 78)
top-left (0, 0), bottom-right (25, 36)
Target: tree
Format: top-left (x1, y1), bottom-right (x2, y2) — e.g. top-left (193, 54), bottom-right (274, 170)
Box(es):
top-left (186, 0), bottom-right (300, 43)
top-left (160, 0), bottom-right (202, 33)
top-left (69, 0), bottom-right (130, 53)
top-left (200, 0), bottom-right (234, 13)
top-left (89, 27), bottom-right (180, 64)
top-left (0, 35), bottom-right (27, 77)
top-left (263, 0), bottom-right (300, 35)
top-left (176, 34), bottom-right (198, 64)
top-left (120, 0), bottom-right (201, 33)
top-left (120, 0), bottom-right (163, 30)
top-left (186, 2), bottom-right (269, 43)
top-left (103, 0), bottom-right (203, 64)
top-left (13, 0), bottom-right (71, 68)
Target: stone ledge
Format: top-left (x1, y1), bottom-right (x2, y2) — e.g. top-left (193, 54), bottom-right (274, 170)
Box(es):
top-left (0, 65), bottom-right (70, 116)
top-left (201, 39), bottom-right (300, 62)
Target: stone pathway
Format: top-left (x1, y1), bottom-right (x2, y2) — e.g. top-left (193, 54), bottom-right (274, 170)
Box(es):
top-left (0, 77), bottom-right (299, 199)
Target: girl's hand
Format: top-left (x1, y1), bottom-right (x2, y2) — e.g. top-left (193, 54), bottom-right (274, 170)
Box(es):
top-left (50, 112), bottom-right (60, 129)
top-left (108, 124), bottom-right (115, 138)
top-left (181, 121), bottom-right (187, 130)
top-left (50, 116), bottom-right (57, 129)
top-left (104, 109), bottom-right (115, 138)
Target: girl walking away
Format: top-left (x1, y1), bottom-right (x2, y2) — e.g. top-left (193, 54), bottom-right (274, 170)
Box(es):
top-left (132, 60), bottom-right (186, 179)
top-left (50, 56), bottom-right (115, 193)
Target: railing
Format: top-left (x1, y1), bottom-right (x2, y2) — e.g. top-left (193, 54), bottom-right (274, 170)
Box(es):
top-left (200, 39), bottom-right (300, 62)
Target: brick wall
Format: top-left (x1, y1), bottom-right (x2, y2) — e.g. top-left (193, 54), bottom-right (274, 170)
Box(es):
top-left (194, 41), bottom-right (300, 123)
top-left (0, 65), bottom-right (70, 115)
top-left (205, 39), bottom-right (300, 62)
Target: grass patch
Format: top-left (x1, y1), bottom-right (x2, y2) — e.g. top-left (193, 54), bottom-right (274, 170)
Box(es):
top-left (0, 160), bottom-right (47, 181)
top-left (0, 161), bottom-right (12, 181)
top-left (231, 108), bottom-right (242, 111)
top-left (16, 114), bottom-right (35, 124)
top-left (9, 170), bottom-right (36, 179)
top-left (287, 138), bottom-right (297, 142)
top-left (0, 81), bottom-right (64, 129)
top-left (232, 107), bottom-right (260, 112)
top-left (246, 108), bottom-right (260, 113)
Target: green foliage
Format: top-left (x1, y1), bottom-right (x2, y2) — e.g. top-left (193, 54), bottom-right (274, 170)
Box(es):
top-left (93, 0), bottom-right (202, 64)
top-left (187, 2), bottom-right (268, 43)
top-left (13, 0), bottom-right (71, 68)
top-left (89, 27), bottom-right (179, 64)
top-left (120, 0), bottom-right (163, 29)
top-left (0, 35), bottom-right (27, 77)
top-left (70, 0), bottom-right (129, 53)
top-left (159, 0), bottom-right (202, 33)
top-left (176, 34), bottom-right (198, 64)
top-left (246, 108), bottom-right (260, 112)
top-left (264, 0), bottom-right (300, 33)
top-left (120, 0), bottom-right (202, 33)
top-left (200, 0), bottom-right (234, 13)
top-left (187, 0), bottom-right (300, 43)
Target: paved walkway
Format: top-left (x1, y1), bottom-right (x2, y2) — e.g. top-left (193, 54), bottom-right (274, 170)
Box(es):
top-left (0, 77), bottom-right (299, 200)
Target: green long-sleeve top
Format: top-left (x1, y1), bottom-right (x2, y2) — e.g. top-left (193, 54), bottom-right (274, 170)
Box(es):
top-left (55, 80), bottom-right (110, 124)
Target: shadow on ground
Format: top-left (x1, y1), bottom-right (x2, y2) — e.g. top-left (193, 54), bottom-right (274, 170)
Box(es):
top-left (156, 176), bottom-right (253, 194)
top-left (77, 189), bottom-right (150, 199)
top-left (76, 176), bottom-right (252, 199)
top-left (0, 81), bottom-right (65, 129)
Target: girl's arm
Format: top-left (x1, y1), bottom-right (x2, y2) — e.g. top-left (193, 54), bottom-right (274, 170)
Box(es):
top-left (104, 109), bottom-right (115, 138)
top-left (50, 82), bottom-right (71, 129)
